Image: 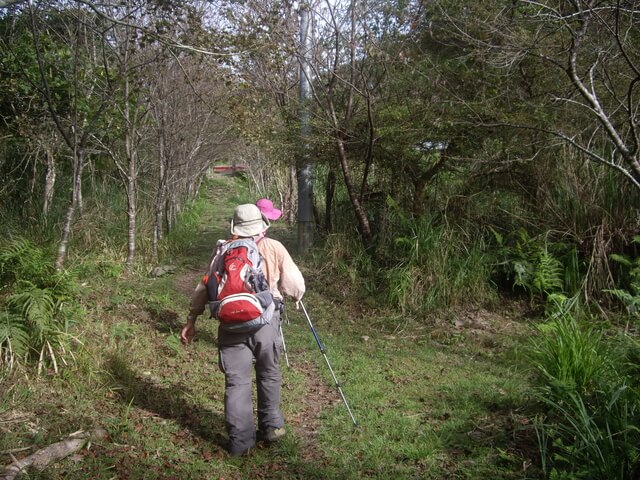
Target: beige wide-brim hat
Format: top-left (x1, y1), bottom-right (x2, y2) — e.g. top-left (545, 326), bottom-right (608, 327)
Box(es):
top-left (230, 204), bottom-right (271, 237)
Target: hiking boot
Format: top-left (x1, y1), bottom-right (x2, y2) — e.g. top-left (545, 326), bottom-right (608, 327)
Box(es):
top-left (228, 445), bottom-right (253, 457)
top-left (263, 427), bottom-right (286, 443)
top-left (226, 440), bottom-right (255, 457)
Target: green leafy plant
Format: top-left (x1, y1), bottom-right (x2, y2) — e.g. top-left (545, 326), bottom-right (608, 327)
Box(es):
top-left (321, 233), bottom-right (378, 297)
top-left (0, 310), bottom-right (30, 369)
top-left (529, 314), bottom-right (614, 396)
top-left (161, 192), bottom-right (210, 257)
top-left (536, 383), bottom-right (640, 479)
top-left (0, 237), bottom-right (48, 283)
top-left (380, 198), bottom-right (495, 311)
top-left (164, 333), bottom-right (182, 355)
top-left (3, 283), bottom-right (68, 373)
top-left (110, 321), bottom-right (139, 342)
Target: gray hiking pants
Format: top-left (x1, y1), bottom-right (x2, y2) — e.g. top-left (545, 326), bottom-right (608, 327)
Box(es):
top-left (217, 308), bottom-right (284, 455)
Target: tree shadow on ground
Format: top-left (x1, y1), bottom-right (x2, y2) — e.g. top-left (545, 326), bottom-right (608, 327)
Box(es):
top-left (142, 304), bottom-right (219, 346)
top-left (105, 354), bottom-right (227, 449)
top-left (436, 396), bottom-right (542, 478)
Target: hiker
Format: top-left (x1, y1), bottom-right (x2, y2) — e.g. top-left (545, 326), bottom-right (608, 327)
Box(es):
top-left (180, 204), bottom-right (305, 456)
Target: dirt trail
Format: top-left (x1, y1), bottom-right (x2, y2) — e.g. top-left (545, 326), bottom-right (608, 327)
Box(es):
top-left (283, 358), bottom-right (340, 462)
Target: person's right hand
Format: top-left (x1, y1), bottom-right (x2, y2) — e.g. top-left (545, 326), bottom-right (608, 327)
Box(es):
top-left (180, 320), bottom-right (196, 345)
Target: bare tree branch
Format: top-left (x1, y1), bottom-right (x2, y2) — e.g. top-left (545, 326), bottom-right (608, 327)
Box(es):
top-left (483, 121), bottom-right (640, 190)
top-left (0, 0), bottom-right (25, 7)
top-left (73, 0), bottom-right (244, 57)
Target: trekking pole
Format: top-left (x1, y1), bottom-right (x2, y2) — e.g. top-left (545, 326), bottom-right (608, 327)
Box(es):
top-left (278, 303), bottom-right (290, 367)
top-left (279, 323), bottom-right (290, 368)
top-left (283, 304), bottom-right (290, 325)
top-left (299, 300), bottom-right (357, 427)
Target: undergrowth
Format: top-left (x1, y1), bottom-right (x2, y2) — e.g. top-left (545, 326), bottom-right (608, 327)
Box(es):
top-left (315, 203), bottom-right (497, 315)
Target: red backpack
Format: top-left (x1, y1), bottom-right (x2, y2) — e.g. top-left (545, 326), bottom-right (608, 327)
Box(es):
top-left (203, 238), bottom-right (274, 332)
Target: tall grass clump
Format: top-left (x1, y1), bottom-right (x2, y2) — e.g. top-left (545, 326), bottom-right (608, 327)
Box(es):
top-left (381, 198), bottom-right (496, 312)
top-left (528, 303), bottom-right (640, 478)
top-left (160, 191), bottom-right (211, 258)
top-left (317, 233), bottom-right (378, 298)
top-left (0, 237), bottom-right (80, 373)
top-left (318, 196), bottom-right (496, 313)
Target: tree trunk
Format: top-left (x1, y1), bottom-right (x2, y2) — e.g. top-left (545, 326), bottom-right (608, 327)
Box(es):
top-left (335, 133), bottom-right (371, 243)
top-left (327, 96), bottom-right (372, 244)
top-left (286, 163), bottom-right (296, 224)
top-left (320, 0), bottom-right (372, 245)
top-left (152, 133), bottom-right (167, 261)
top-left (126, 159), bottom-right (137, 268)
top-left (166, 195), bottom-right (176, 234)
top-left (43, 146), bottom-right (56, 218)
top-left (55, 148), bottom-right (84, 270)
top-left (121, 11), bottom-right (138, 271)
top-left (124, 83), bottom-right (137, 269)
top-left (324, 167), bottom-right (336, 232)
top-left (411, 154), bottom-right (447, 217)
top-left (297, 2), bottom-right (313, 253)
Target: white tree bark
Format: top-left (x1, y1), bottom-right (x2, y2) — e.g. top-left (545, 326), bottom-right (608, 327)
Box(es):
top-left (1, 429), bottom-right (108, 480)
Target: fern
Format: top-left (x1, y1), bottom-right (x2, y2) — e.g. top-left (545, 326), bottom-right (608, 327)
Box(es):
top-left (0, 239), bottom-right (74, 372)
top-left (604, 288), bottom-right (640, 317)
top-left (533, 250), bottom-right (564, 296)
top-left (0, 237), bottom-right (47, 284)
top-left (512, 260), bottom-right (534, 291)
top-left (495, 229), bottom-right (569, 301)
top-left (606, 241), bottom-right (640, 317)
top-left (3, 286), bottom-right (67, 372)
top-left (0, 310), bottom-right (30, 368)
top-left (610, 253), bottom-right (634, 268)
top-left (0, 237), bottom-right (77, 297)
top-left (8, 285), bottom-right (59, 341)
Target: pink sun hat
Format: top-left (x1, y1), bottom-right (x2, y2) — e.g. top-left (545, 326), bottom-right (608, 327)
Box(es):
top-left (256, 198), bottom-right (282, 221)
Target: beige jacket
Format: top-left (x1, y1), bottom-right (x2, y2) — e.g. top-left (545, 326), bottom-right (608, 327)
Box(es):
top-left (188, 236), bottom-right (305, 317)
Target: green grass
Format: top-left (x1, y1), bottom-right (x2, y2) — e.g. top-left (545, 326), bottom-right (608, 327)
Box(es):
top-left (279, 296), bottom-right (535, 479)
top-left (0, 176), bottom-right (540, 479)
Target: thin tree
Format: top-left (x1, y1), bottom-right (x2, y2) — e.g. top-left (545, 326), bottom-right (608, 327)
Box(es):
top-left (26, 2), bottom-right (110, 269)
